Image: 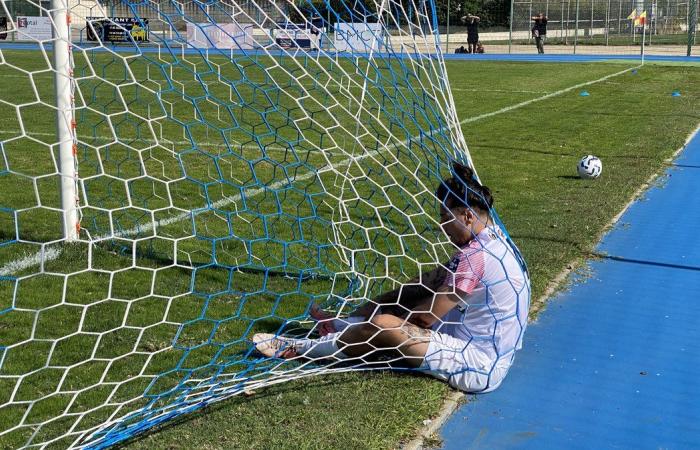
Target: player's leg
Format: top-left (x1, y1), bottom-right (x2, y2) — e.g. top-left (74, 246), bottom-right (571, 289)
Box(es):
top-left (252, 320), bottom-right (498, 392)
top-left (311, 266), bottom-right (446, 334)
top-left (335, 314), bottom-right (431, 367)
top-left (254, 313), bottom-right (431, 367)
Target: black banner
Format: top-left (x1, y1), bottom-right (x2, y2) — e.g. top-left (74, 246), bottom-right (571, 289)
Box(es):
top-left (276, 37), bottom-right (313, 49)
top-left (0, 17), bottom-right (7, 41)
top-left (86, 17), bottom-right (149, 43)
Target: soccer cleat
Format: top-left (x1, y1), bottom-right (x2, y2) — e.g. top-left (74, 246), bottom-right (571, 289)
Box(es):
top-left (252, 333), bottom-right (300, 359)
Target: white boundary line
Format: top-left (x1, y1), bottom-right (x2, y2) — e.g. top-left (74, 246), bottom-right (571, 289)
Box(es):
top-left (0, 64), bottom-right (639, 277)
top-left (0, 73), bottom-right (549, 94)
top-left (458, 64), bottom-right (639, 125)
top-left (0, 130), bottom-right (291, 153)
top-left (0, 247), bottom-right (62, 276)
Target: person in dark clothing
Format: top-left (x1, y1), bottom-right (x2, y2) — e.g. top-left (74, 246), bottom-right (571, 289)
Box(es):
top-left (461, 14), bottom-right (480, 55)
top-left (531, 13), bottom-right (548, 54)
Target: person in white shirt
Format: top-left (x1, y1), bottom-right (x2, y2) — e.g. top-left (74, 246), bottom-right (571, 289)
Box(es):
top-left (253, 162), bottom-right (530, 392)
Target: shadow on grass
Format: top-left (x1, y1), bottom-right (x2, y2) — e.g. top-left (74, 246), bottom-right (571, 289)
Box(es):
top-left (475, 143), bottom-right (663, 161)
top-left (510, 233), bottom-right (593, 253)
top-left (111, 375), bottom-right (349, 449)
top-left (0, 229), bottom-right (16, 241)
top-left (111, 366), bottom-right (432, 450)
top-left (559, 110), bottom-right (696, 121)
top-left (473, 144), bottom-right (581, 158)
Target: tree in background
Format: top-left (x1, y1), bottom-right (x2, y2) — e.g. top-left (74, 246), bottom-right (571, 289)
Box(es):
top-left (435, 0), bottom-right (509, 29)
top-left (289, 0), bottom-right (510, 30)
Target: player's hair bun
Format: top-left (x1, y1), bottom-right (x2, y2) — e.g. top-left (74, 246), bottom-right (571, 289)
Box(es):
top-left (436, 161), bottom-right (493, 211)
top-left (452, 162), bottom-right (475, 185)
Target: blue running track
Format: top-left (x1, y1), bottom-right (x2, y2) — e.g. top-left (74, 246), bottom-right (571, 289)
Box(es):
top-left (439, 129), bottom-right (700, 449)
top-left (1, 42), bottom-right (698, 63)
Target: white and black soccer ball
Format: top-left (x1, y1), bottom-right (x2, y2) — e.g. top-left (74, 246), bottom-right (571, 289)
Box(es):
top-left (577, 155), bottom-right (602, 179)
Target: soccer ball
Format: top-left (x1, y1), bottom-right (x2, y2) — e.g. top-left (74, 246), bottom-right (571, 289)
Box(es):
top-left (577, 155), bottom-right (602, 179)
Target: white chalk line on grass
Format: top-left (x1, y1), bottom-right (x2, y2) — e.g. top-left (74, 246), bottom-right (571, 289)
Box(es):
top-left (0, 129), bottom-right (293, 153)
top-left (458, 64), bottom-right (640, 125)
top-left (0, 73), bottom-right (549, 95)
top-left (0, 247), bottom-right (62, 276)
top-left (0, 146), bottom-right (380, 277)
top-left (0, 64), bottom-right (639, 277)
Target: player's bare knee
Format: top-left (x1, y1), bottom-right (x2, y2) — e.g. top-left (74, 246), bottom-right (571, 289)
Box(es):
top-left (369, 313), bottom-right (401, 330)
top-left (407, 312), bottom-right (436, 329)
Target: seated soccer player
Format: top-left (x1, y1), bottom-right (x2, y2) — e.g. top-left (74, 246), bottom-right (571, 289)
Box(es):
top-left (253, 163), bottom-right (530, 393)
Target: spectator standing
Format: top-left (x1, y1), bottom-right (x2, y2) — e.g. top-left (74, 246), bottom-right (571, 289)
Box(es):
top-left (531, 13), bottom-right (548, 54)
top-left (462, 14), bottom-right (480, 54)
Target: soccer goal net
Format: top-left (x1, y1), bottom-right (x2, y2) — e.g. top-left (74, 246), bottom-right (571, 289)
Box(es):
top-left (0, 0), bottom-right (528, 447)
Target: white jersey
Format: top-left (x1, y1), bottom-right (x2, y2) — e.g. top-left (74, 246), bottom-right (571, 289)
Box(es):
top-left (436, 226), bottom-right (530, 368)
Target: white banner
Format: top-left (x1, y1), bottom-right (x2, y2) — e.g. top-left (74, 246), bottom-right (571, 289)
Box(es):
top-left (273, 27), bottom-right (321, 50)
top-left (334, 23), bottom-right (384, 52)
top-left (16, 16), bottom-right (53, 41)
top-left (186, 23), bottom-right (254, 49)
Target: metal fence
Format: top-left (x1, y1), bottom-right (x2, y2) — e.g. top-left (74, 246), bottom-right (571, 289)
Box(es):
top-left (509, 0), bottom-right (698, 54)
top-left (1, 0), bottom-right (697, 56)
top-left (434, 0), bottom-right (698, 55)
top-left (99, 0), bottom-right (286, 31)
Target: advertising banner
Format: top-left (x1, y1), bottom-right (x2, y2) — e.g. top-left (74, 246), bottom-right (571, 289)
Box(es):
top-left (186, 22), bottom-right (254, 49)
top-left (274, 29), bottom-right (318, 50)
top-left (16, 16), bottom-right (53, 41)
top-left (86, 17), bottom-right (149, 43)
top-left (273, 22), bottom-right (322, 50)
top-left (334, 23), bottom-right (384, 52)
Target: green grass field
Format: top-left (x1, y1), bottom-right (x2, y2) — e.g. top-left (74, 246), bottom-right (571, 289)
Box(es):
top-left (0, 46), bottom-right (698, 449)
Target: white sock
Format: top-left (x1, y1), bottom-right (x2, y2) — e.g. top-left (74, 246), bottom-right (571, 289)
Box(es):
top-left (296, 332), bottom-right (349, 359)
top-left (331, 315), bottom-right (365, 333)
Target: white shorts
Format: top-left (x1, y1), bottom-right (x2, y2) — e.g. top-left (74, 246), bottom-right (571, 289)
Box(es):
top-left (419, 331), bottom-right (509, 393)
